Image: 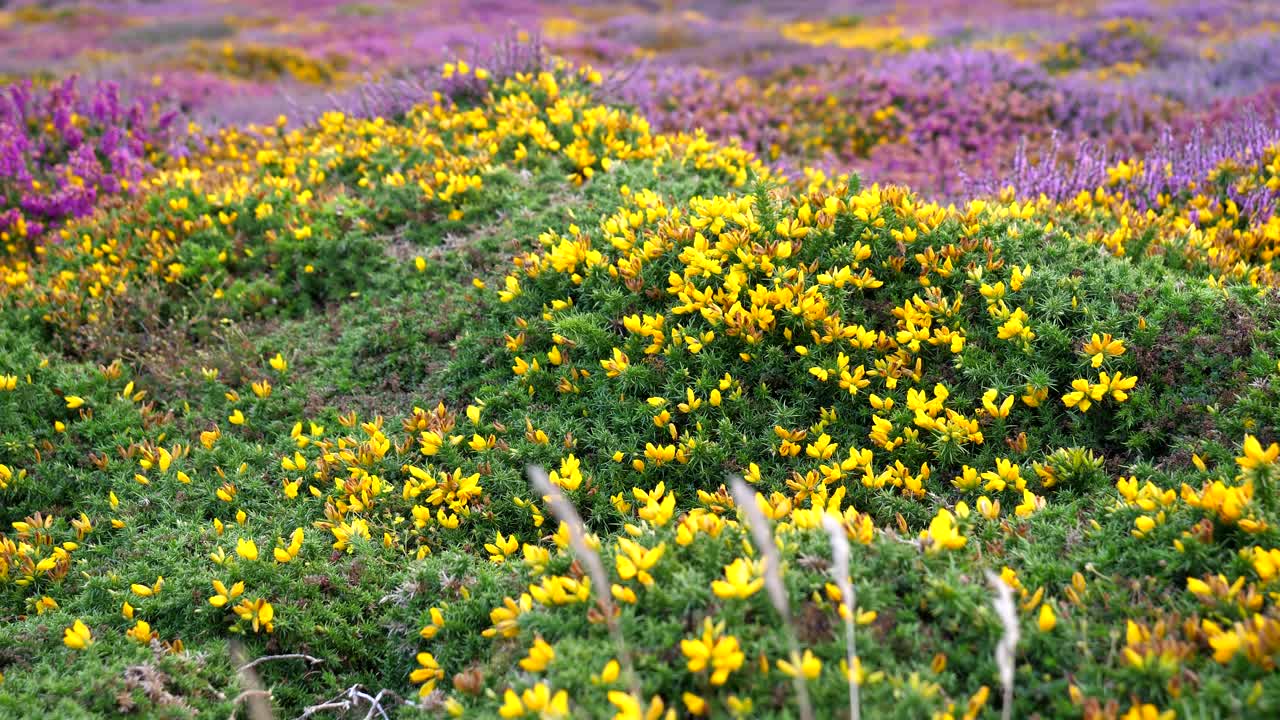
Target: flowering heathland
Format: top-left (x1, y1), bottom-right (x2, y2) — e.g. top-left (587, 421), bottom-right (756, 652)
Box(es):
top-left (2, 4), bottom-right (1280, 720)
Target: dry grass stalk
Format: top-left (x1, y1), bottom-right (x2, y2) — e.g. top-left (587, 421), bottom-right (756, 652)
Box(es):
top-left (822, 514), bottom-right (861, 720)
top-left (985, 570), bottom-right (1020, 720)
top-left (527, 464), bottom-right (641, 699)
top-left (728, 475), bottom-right (814, 720)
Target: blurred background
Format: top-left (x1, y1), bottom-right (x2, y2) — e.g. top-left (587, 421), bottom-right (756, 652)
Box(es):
top-left (4, 0), bottom-right (1280, 198)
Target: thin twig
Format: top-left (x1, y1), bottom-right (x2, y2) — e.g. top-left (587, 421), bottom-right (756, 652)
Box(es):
top-left (227, 690), bottom-right (272, 720)
top-left (295, 685), bottom-right (405, 720)
top-left (358, 689), bottom-right (392, 720)
top-left (237, 654), bottom-right (324, 673)
top-left (297, 699), bottom-right (351, 719)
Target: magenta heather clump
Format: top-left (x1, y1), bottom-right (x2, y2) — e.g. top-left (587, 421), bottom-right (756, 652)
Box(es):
top-left (0, 77), bottom-right (183, 244)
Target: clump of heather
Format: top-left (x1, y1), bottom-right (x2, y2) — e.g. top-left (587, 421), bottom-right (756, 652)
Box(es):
top-left (612, 48), bottom-right (1168, 197)
top-left (283, 34), bottom-right (551, 125)
top-left (1129, 35), bottom-right (1280, 104)
top-left (0, 77), bottom-right (184, 245)
top-left (988, 106), bottom-right (1280, 214)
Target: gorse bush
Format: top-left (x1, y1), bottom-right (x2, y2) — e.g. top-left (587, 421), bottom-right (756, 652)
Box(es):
top-left (2, 12), bottom-right (1280, 720)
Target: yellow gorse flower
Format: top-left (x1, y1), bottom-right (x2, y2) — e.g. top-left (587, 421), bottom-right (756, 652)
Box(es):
top-left (410, 652), bottom-right (444, 696)
top-left (518, 636), bottom-right (555, 673)
top-left (63, 619), bottom-right (93, 650)
top-left (920, 508), bottom-right (966, 553)
top-left (711, 557), bottom-right (764, 600)
top-left (209, 579), bottom-right (244, 608)
top-left (681, 617), bottom-right (744, 685)
top-left (232, 598), bottom-right (274, 633)
top-left (499, 682), bottom-right (570, 719)
top-left (776, 649), bottom-right (822, 680)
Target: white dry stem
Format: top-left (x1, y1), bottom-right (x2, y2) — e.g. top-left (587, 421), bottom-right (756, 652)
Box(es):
top-left (229, 639), bottom-right (274, 720)
top-left (985, 570), bottom-right (1020, 720)
top-left (821, 514), bottom-right (861, 720)
top-left (237, 654), bottom-right (324, 673)
top-left (728, 476), bottom-right (814, 720)
top-left (527, 465), bottom-right (640, 699)
top-left (295, 685), bottom-right (399, 720)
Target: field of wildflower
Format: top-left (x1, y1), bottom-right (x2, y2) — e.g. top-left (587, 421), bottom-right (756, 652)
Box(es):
top-left (3, 1), bottom-right (1280, 718)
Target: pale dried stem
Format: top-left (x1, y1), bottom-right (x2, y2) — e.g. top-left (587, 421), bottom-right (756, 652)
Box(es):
top-left (230, 639), bottom-right (274, 720)
top-left (728, 476), bottom-right (814, 720)
top-left (237, 654), bottom-right (324, 673)
top-left (822, 514), bottom-right (860, 720)
top-left (295, 685), bottom-right (400, 720)
top-left (528, 465), bottom-right (641, 699)
top-left (985, 571), bottom-right (1020, 720)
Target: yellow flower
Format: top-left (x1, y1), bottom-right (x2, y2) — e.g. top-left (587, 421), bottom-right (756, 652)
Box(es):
top-left (210, 579), bottom-right (245, 608)
top-left (606, 691), bottom-right (665, 720)
top-left (643, 442), bottom-right (676, 465)
top-left (1082, 333), bottom-right (1126, 367)
top-left (976, 495), bottom-right (1001, 520)
top-left (1098, 370), bottom-right (1138, 402)
top-left (64, 395), bottom-right (86, 409)
top-left (500, 683), bottom-right (570, 718)
top-left (1038, 603), bottom-right (1057, 632)
top-left (920, 508), bottom-right (967, 552)
top-left (1062, 378), bottom-right (1106, 412)
top-left (777, 649), bottom-right (822, 680)
top-left (548, 453), bottom-right (583, 491)
top-left (612, 583), bottom-right (638, 604)
top-left (1120, 704), bottom-right (1175, 720)
top-left (996, 308), bottom-right (1034, 343)
top-left (236, 537), bottom-right (259, 561)
top-left (63, 619), bottom-right (93, 650)
top-left (712, 558), bottom-right (764, 600)
top-left (1020, 384), bottom-right (1048, 407)
top-left (228, 409), bottom-right (246, 425)
top-left (840, 656), bottom-right (885, 686)
top-left (268, 353), bottom-right (288, 372)
top-left (681, 618), bottom-right (744, 685)
top-left (420, 607), bottom-right (446, 639)
top-left (615, 538), bottom-right (666, 587)
top-left (331, 518), bottom-right (372, 550)
top-left (485, 531), bottom-right (520, 563)
top-left (130, 576), bottom-right (164, 597)
top-left (126, 620), bottom-right (153, 644)
top-left (216, 482), bottom-right (237, 502)
top-left (981, 389), bottom-right (1014, 419)
top-left (519, 636), bottom-right (556, 673)
top-left (410, 652), bottom-right (444, 697)
top-left (1238, 434), bottom-right (1279, 471)
top-left (592, 659), bottom-right (620, 685)
top-left (726, 694), bottom-right (754, 717)
top-left (233, 598), bottom-right (275, 633)
top-left (274, 528), bottom-right (304, 563)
